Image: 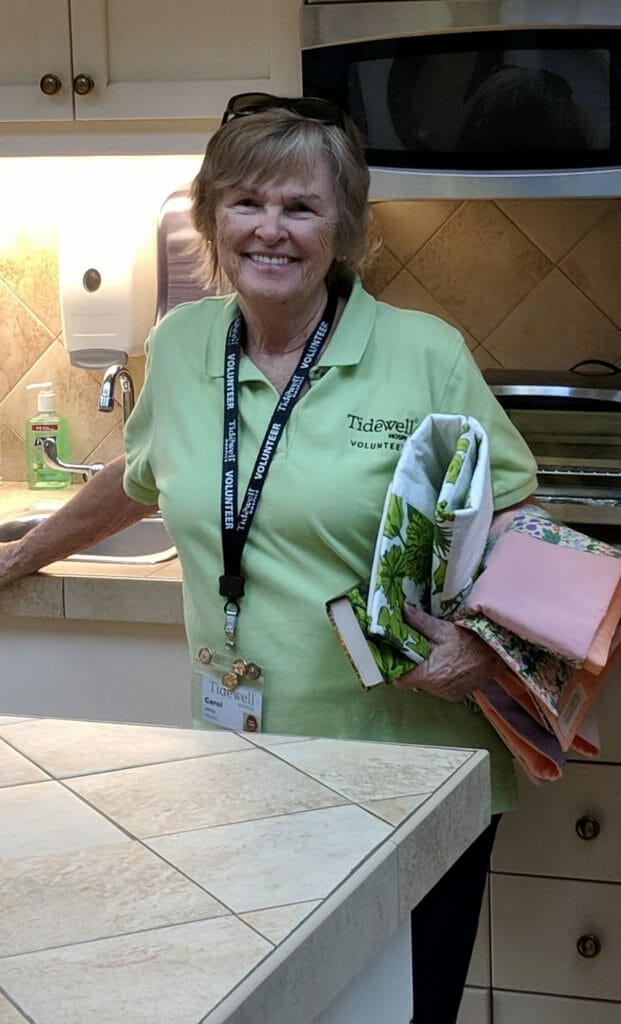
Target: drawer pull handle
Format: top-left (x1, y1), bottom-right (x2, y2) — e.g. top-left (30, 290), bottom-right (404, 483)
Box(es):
top-left (39, 74), bottom-right (62, 96)
top-left (577, 934), bottom-right (602, 958)
top-left (576, 815), bottom-right (601, 841)
top-left (73, 74), bottom-right (95, 96)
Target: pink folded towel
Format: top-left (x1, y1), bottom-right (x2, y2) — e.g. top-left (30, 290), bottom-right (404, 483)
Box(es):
top-left (465, 529), bottom-right (621, 664)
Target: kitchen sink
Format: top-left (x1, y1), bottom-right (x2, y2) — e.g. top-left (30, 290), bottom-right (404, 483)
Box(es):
top-left (0, 509), bottom-right (177, 565)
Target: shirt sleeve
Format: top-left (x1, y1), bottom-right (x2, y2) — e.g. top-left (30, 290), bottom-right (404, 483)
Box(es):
top-left (122, 328), bottom-right (160, 506)
top-left (438, 340), bottom-right (539, 509)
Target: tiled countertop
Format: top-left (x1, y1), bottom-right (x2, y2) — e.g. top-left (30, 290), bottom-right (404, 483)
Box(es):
top-left (0, 483), bottom-right (183, 626)
top-left (0, 717), bottom-right (490, 1024)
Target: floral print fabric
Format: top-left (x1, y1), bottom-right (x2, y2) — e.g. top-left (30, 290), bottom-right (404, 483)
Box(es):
top-left (362, 417), bottom-right (621, 781)
top-left (367, 413), bottom-right (493, 652)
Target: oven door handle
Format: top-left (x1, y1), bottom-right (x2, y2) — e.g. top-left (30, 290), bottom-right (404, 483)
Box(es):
top-left (570, 359), bottom-right (621, 376)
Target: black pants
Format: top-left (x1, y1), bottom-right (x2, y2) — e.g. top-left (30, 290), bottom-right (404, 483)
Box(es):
top-left (410, 814), bottom-right (501, 1024)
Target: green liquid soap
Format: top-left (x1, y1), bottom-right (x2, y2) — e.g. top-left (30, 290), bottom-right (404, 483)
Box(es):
top-left (25, 383), bottom-right (71, 490)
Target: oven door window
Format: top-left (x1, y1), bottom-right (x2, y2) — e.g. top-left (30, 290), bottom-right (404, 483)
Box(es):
top-left (302, 29), bottom-right (621, 170)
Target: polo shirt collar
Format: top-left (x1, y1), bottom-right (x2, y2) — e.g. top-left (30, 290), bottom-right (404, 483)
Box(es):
top-left (204, 278), bottom-right (376, 379)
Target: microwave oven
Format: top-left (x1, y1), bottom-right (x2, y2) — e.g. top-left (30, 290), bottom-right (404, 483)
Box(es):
top-left (301, 0), bottom-right (621, 199)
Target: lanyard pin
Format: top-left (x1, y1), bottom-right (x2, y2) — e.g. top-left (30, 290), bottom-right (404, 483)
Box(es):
top-left (198, 646), bottom-right (213, 665)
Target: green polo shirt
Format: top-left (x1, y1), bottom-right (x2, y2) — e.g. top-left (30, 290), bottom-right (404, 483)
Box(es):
top-left (124, 280), bottom-right (538, 812)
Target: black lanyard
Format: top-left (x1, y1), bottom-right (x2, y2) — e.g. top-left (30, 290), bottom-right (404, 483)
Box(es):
top-left (220, 290), bottom-right (337, 645)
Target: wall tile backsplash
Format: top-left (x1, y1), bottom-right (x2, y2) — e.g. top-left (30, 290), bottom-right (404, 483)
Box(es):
top-left (366, 198), bottom-right (621, 373)
top-left (0, 227), bottom-right (144, 483)
top-left (0, 198), bottom-right (619, 482)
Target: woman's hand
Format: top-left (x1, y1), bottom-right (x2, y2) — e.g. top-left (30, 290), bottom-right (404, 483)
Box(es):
top-left (0, 541), bottom-right (23, 589)
top-left (0, 458), bottom-right (153, 588)
top-left (392, 605), bottom-right (504, 701)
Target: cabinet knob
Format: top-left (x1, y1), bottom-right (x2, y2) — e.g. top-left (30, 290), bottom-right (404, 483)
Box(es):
top-left (576, 934), bottom-right (602, 958)
top-left (575, 815), bottom-right (600, 841)
top-left (82, 268), bottom-right (102, 293)
top-left (39, 74), bottom-right (62, 96)
top-left (73, 73), bottom-right (95, 96)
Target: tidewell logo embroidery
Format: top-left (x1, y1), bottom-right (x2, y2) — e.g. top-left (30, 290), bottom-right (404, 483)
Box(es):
top-left (346, 413), bottom-right (419, 450)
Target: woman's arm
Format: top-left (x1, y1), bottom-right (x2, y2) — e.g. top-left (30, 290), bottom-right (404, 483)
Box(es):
top-left (0, 456), bottom-right (157, 586)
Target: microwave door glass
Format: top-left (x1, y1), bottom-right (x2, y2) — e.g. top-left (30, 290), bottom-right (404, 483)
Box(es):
top-left (303, 29), bottom-right (620, 171)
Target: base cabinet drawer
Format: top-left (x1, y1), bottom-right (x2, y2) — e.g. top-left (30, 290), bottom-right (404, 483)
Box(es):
top-left (457, 986), bottom-right (490, 1024)
top-left (493, 764), bottom-right (620, 882)
top-left (493, 989), bottom-right (621, 1024)
top-left (491, 875), bottom-right (621, 1001)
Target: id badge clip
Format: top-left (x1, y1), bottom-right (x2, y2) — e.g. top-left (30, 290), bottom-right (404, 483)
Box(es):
top-left (192, 646), bottom-right (264, 734)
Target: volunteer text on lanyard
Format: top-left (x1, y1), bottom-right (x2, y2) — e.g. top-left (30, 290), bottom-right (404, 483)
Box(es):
top-left (219, 289), bottom-right (338, 647)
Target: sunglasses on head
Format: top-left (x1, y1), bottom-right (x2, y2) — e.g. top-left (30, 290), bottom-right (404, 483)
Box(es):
top-left (220, 92), bottom-right (347, 129)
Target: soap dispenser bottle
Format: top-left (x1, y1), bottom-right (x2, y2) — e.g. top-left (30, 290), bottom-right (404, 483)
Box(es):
top-left (25, 382), bottom-right (71, 489)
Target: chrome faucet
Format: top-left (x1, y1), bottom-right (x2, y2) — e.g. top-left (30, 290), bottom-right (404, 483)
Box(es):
top-left (35, 436), bottom-right (104, 479)
top-left (99, 364), bottom-right (135, 426)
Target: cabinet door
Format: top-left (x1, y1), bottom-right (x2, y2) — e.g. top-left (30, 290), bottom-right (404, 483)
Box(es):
top-left (69, 0), bottom-right (302, 121)
top-left (493, 989), bottom-right (621, 1024)
top-left (491, 874), bottom-right (621, 1001)
top-left (0, 0), bottom-right (73, 121)
top-left (492, 763), bottom-right (621, 883)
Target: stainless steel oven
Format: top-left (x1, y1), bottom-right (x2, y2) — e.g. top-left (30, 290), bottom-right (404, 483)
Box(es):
top-left (483, 363), bottom-right (621, 541)
top-left (302, 0), bottom-right (621, 199)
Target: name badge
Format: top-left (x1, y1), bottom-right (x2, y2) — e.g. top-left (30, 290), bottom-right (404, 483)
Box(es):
top-left (192, 647), bottom-right (264, 733)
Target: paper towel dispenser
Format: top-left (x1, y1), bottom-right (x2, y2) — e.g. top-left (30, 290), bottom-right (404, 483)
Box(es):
top-left (59, 209), bottom-right (157, 369)
top-left (156, 186), bottom-right (216, 319)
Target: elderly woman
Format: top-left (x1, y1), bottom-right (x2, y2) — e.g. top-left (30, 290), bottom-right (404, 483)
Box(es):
top-left (0, 95), bottom-right (537, 1024)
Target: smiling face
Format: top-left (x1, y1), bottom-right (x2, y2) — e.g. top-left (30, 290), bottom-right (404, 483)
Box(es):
top-left (214, 157), bottom-right (339, 315)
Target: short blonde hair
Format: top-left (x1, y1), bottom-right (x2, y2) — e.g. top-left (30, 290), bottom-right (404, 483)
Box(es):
top-left (191, 108), bottom-right (373, 294)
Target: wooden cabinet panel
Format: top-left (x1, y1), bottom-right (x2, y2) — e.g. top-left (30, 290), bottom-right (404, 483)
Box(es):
top-left (493, 988), bottom-right (621, 1024)
top-left (492, 764), bottom-right (621, 882)
top-left (0, 0), bottom-right (301, 124)
top-left (70, 0), bottom-right (302, 120)
top-left (0, 0), bottom-right (73, 121)
top-left (0, 617), bottom-right (190, 727)
top-left (488, 655), bottom-right (621, 1016)
top-left (491, 874), bottom-right (621, 1001)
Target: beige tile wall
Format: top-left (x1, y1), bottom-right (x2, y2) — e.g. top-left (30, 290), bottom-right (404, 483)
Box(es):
top-left (366, 197), bottom-right (621, 372)
top-left (0, 198), bottom-right (619, 482)
top-left (0, 226), bottom-right (145, 482)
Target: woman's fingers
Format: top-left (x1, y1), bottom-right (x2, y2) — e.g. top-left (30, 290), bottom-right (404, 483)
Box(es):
top-left (403, 603), bottom-right (450, 642)
top-left (394, 607), bottom-right (502, 700)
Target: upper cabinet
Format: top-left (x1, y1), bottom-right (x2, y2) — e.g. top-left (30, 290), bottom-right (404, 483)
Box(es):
top-left (0, 1), bottom-right (74, 120)
top-left (0, 0), bottom-right (302, 123)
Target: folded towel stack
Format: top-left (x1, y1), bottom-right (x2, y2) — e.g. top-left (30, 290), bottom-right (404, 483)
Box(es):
top-left (366, 413), bottom-right (621, 783)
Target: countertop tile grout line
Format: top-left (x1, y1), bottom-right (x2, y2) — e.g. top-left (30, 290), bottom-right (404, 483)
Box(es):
top-left (0, 736), bottom-right (258, 782)
top-left (1, 729), bottom-right (476, 804)
top-left (53, 776), bottom-right (148, 842)
top-left (132, 800), bottom-right (389, 843)
top-left (50, 773), bottom-right (360, 849)
top-left (0, 983), bottom-right (37, 1024)
top-left (0, 777), bottom-right (53, 790)
top-left (198, 837), bottom-right (402, 1024)
top-left (137, 818), bottom-right (388, 920)
top-left (257, 741), bottom-right (479, 817)
top-left (0, 735), bottom-right (56, 779)
top-left (0, 912), bottom-right (268, 963)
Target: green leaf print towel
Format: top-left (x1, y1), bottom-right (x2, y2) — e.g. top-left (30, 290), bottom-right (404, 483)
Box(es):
top-left (367, 414), bottom-right (493, 660)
